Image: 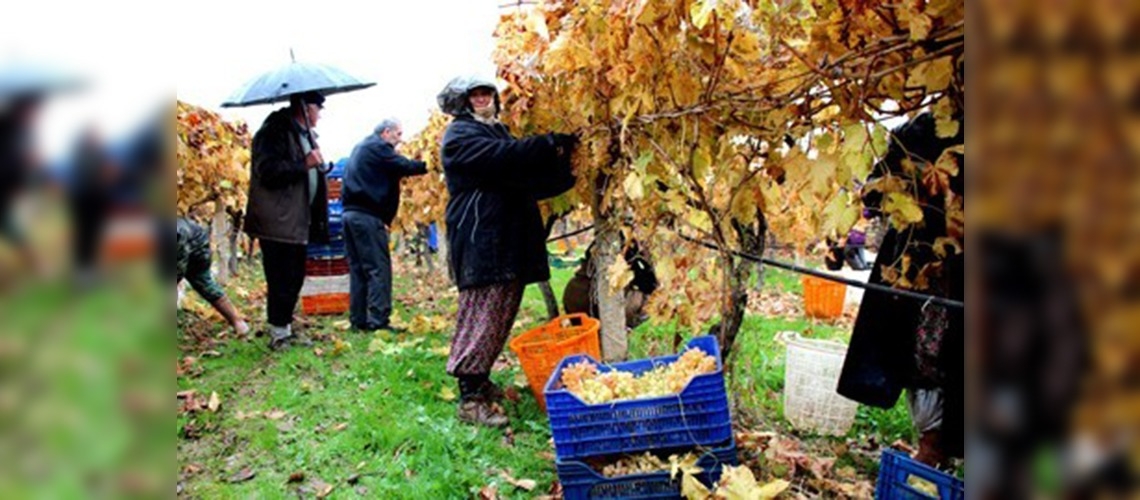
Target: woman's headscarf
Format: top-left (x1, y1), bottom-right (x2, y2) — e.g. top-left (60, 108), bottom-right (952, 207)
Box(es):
top-left (436, 75), bottom-right (501, 117)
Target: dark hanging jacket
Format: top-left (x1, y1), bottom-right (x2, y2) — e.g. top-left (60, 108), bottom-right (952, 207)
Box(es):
top-left (243, 108), bottom-right (328, 245)
top-left (837, 112), bottom-right (964, 457)
top-left (441, 115), bottom-right (569, 290)
top-left (342, 134), bottom-right (427, 226)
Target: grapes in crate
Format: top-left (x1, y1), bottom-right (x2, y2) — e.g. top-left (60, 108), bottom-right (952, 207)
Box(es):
top-left (585, 451), bottom-right (702, 478)
top-left (560, 348), bottom-right (717, 404)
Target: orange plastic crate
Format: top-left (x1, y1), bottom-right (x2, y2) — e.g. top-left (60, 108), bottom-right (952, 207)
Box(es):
top-left (802, 275), bottom-right (846, 319)
top-left (508, 313), bottom-right (601, 412)
top-left (302, 293), bottom-right (349, 316)
top-left (327, 178), bottom-right (343, 200)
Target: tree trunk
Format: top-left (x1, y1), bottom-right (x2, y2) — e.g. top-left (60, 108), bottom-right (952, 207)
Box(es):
top-left (717, 213), bottom-right (768, 362)
top-left (592, 220), bottom-right (626, 361)
top-left (211, 206), bottom-right (232, 285)
top-left (538, 281), bottom-right (560, 320)
top-left (227, 211), bottom-right (241, 276)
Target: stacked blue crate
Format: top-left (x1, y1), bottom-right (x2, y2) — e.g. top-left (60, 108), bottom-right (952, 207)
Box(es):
top-left (544, 336), bottom-right (738, 499)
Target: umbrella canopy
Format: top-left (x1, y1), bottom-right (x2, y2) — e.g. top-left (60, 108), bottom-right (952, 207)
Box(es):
top-left (221, 59), bottom-right (374, 108)
top-left (0, 59), bottom-right (84, 102)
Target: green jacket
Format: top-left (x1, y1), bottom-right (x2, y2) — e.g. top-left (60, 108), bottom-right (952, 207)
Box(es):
top-left (176, 217), bottom-right (225, 304)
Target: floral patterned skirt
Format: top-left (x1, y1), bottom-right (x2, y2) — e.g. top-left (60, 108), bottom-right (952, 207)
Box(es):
top-left (446, 281), bottom-right (524, 376)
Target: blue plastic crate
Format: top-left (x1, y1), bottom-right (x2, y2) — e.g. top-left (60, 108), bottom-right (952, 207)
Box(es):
top-left (544, 336), bottom-right (733, 461)
top-left (557, 440), bottom-right (738, 500)
top-left (306, 238), bottom-right (346, 259)
top-left (327, 217), bottom-right (344, 239)
top-left (876, 449), bottom-right (964, 500)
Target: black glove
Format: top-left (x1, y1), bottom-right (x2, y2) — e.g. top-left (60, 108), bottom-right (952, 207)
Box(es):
top-left (552, 133), bottom-right (580, 150)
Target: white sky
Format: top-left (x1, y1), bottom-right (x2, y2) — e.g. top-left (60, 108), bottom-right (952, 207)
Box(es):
top-left (2, 0), bottom-right (507, 163)
top-left (174, 0), bottom-right (505, 162)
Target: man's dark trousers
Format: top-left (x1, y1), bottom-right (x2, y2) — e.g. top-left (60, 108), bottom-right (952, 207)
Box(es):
top-left (344, 210), bottom-right (392, 330)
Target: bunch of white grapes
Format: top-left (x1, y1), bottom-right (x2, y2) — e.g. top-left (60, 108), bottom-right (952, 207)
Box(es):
top-left (560, 348), bottom-right (717, 404)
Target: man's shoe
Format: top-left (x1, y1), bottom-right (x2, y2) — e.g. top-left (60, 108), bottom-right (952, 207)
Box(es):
top-left (375, 323), bottom-right (406, 334)
top-left (268, 335), bottom-right (294, 351)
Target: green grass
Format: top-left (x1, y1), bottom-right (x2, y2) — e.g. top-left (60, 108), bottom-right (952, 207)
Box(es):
top-left (178, 266), bottom-right (559, 498)
top-left (178, 252), bottom-right (917, 497)
top-left (1, 264), bottom-right (169, 498)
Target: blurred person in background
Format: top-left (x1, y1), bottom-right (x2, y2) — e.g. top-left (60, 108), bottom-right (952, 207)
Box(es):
top-left (342, 117), bottom-right (427, 332)
top-left (243, 91), bottom-right (330, 350)
top-left (66, 124), bottom-right (116, 287)
top-left (0, 94), bottom-right (45, 275)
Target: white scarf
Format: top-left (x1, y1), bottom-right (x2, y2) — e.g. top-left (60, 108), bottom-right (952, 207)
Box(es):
top-left (471, 105), bottom-right (499, 125)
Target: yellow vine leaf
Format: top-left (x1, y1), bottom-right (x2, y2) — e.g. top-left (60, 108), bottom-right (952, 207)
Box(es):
top-left (910, 12), bottom-right (933, 41)
top-left (907, 56), bottom-right (954, 92)
top-left (690, 0), bottom-right (718, 30)
top-left (607, 257), bottom-right (634, 293)
top-left (884, 192), bottom-right (925, 229)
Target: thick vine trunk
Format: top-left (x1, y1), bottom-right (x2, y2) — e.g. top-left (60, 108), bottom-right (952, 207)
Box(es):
top-left (716, 213), bottom-right (768, 363)
top-left (227, 210), bottom-right (241, 276)
top-left (592, 219), bottom-right (626, 361)
top-left (211, 206), bottom-right (232, 285)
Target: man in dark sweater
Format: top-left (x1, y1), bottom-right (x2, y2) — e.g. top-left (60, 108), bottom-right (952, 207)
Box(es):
top-left (342, 118), bottom-right (427, 331)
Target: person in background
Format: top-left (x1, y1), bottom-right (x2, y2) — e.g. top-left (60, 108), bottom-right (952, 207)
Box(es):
top-left (243, 91), bottom-right (330, 350)
top-left (67, 124), bottom-right (116, 286)
top-left (562, 238), bottom-right (658, 331)
top-left (176, 217), bottom-right (250, 336)
top-left (342, 118), bottom-right (427, 331)
top-left (438, 75), bottom-right (577, 427)
top-left (0, 94), bottom-right (44, 275)
top-left (824, 219), bottom-right (871, 271)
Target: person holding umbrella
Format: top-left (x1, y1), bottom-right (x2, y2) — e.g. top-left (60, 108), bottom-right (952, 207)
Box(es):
top-left (438, 75), bottom-right (578, 427)
top-left (243, 90), bottom-right (331, 350)
top-left (224, 54), bottom-right (375, 350)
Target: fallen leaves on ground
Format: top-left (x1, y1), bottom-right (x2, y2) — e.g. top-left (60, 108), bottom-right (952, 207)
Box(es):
top-left (681, 465), bottom-right (788, 499)
top-left (331, 337), bottom-right (352, 356)
top-left (498, 470), bottom-right (537, 491)
top-left (730, 429), bottom-right (877, 499)
top-left (177, 356), bottom-right (203, 378)
top-left (177, 390), bottom-right (222, 415)
top-left (368, 336), bottom-right (425, 356)
top-left (746, 288), bottom-right (803, 319)
top-left (478, 484), bottom-right (499, 499)
top-left (504, 386), bottom-right (522, 403)
top-left (308, 478), bottom-right (334, 498)
top-left (227, 468), bottom-right (255, 483)
top-left (439, 386), bottom-right (457, 402)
